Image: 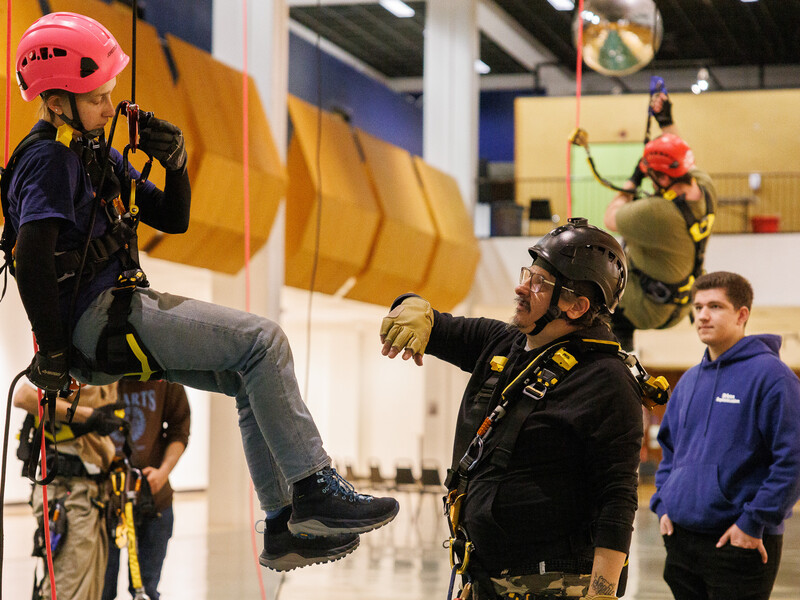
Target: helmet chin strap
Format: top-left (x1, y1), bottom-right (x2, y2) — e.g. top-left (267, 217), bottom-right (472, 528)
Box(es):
top-left (57, 93), bottom-right (104, 140)
top-left (528, 279), bottom-right (564, 336)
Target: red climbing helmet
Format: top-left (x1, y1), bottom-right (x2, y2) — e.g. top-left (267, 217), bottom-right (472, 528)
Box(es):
top-left (639, 133), bottom-right (695, 179)
top-left (15, 12), bottom-right (129, 101)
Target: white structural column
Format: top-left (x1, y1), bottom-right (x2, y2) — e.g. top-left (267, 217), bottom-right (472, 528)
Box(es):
top-left (421, 0), bottom-right (481, 469)
top-left (209, 0), bottom-right (289, 535)
top-left (423, 0), bottom-right (479, 207)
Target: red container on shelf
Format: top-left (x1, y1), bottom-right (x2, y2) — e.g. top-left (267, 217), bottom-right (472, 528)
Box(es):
top-left (751, 215), bottom-right (780, 233)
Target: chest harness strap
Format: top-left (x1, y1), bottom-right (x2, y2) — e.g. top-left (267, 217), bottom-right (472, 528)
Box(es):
top-left (629, 188), bottom-right (715, 307)
top-left (443, 339), bottom-right (670, 600)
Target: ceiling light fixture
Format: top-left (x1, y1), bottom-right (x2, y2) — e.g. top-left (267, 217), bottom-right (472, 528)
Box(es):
top-left (475, 59), bottom-right (491, 74)
top-left (691, 67), bottom-right (710, 94)
top-left (379, 0), bottom-right (415, 18)
top-left (547, 0), bottom-right (575, 10)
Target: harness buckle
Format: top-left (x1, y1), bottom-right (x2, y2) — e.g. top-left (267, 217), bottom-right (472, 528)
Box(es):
top-left (522, 380), bottom-right (547, 400)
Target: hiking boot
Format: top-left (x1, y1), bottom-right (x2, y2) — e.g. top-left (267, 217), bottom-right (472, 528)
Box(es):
top-left (288, 466), bottom-right (399, 536)
top-left (259, 507), bottom-right (360, 571)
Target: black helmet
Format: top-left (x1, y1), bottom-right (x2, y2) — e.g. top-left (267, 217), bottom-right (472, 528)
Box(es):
top-left (528, 217), bottom-right (627, 313)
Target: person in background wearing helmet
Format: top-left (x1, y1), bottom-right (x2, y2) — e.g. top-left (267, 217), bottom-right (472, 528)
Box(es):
top-left (651, 271), bottom-right (800, 600)
top-left (379, 218), bottom-right (643, 600)
top-left (4, 12), bottom-right (397, 574)
top-left (604, 92), bottom-right (717, 351)
top-left (14, 382), bottom-right (125, 600)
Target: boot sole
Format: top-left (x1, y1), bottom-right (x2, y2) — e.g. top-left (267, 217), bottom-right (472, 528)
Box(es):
top-left (287, 502), bottom-right (399, 536)
top-left (259, 536), bottom-right (360, 572)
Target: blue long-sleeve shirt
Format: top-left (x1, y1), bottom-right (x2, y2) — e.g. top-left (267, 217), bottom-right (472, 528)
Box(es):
top-left (651, 334), bottom-right (800, 538)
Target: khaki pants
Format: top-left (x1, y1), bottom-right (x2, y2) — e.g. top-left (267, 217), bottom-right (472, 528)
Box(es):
top-left (32, 478), bottom-right (108, 600)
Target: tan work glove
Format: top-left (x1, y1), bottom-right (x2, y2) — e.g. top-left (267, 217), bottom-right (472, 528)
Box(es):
top-left (380, 296), bottom-right (433, 366)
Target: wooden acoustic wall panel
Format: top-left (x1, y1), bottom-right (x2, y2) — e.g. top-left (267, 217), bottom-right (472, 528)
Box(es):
top-left (412, 157), bottom-right (480, 312)
top-left (146, 34), bottom-right (286, 273)
top-left (285, 95), bottom-right (380, 294)
top-left (50, 0), bottom-right (194, 251)
top-left (0, 1), bottom-right (45, 174)
top-left (344, 130), bottom-right (437, 306)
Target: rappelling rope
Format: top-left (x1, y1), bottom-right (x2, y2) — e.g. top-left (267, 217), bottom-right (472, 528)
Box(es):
top-left (566, 0), bottom-right (586, 220)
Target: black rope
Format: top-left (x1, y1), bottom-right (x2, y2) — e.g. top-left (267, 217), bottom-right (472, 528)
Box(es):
top-left (0, 369), bottom-right (31, 596)
top-left (131, 0), bottom-right (137, 105)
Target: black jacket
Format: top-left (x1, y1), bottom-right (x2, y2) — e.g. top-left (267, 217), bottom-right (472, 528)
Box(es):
top-left (427, 312), bottom-right (643, 574)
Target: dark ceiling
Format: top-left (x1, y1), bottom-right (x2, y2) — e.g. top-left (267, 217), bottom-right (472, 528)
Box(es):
top-left (289, 1), bottom-right (800, 88)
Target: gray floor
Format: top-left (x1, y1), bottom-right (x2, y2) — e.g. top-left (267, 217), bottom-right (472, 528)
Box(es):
top-left (3, 484), bottom-right (799, 599)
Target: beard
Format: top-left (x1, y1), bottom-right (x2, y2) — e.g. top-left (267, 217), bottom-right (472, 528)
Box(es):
top-left (508, 295), bottom-right (531, 332)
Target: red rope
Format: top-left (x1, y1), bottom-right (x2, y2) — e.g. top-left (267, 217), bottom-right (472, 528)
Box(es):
top-left (567, 0), bottom-right (586, 219)
top-left (32, 338), bottom-right (58, 600)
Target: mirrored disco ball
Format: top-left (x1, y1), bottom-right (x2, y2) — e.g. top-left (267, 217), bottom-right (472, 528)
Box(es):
top-left (573, 0), bottom-right (663, 77)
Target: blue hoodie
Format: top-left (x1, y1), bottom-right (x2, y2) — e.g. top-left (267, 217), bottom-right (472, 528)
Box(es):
top-left (650, 334), bottom-right (800, 537)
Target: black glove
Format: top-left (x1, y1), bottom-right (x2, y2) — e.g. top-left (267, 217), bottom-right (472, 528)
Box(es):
top-left (139, 113), bottom-right (187, 171)
top-left (629, 163), bottom-right (645, 188)
top-left (28, 349), bottom-right (70, 393)
top-left (84, 401), bottom-right (129, 436)
top-left (652, 95), bottom-right (673, 128)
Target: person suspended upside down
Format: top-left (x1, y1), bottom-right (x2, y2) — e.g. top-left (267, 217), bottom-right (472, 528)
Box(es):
top-left (604, 91), bottom-right (717, 351)
top-left (2, 11), bottom-right (397, 573)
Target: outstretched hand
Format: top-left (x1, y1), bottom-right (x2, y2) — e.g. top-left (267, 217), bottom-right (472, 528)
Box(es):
top-left (379, 296), bottom-right (433, 367)
top-left (651, 92), bottom-right (673, 128)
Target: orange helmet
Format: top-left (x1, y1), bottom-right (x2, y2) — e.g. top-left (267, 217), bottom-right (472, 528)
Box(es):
top-left (639, 133), bottom-right (695, 179)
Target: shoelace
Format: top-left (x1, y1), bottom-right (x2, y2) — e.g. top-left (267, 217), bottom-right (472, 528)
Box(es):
top-left (317, 467), bottom-right (373, 503)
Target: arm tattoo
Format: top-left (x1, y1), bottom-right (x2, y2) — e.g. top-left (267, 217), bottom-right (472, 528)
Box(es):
top-left (591, 574), bottom-right (615, 596)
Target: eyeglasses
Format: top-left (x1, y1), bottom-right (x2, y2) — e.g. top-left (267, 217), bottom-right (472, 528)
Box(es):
top-left (519, 266), bottom-right (575, 295)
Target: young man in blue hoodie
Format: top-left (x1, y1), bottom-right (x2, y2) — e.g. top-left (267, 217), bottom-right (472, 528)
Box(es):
top-left (650, 271), bottom-right (800, 600)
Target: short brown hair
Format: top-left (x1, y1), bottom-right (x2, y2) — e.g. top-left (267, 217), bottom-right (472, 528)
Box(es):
top-left (691, 271), bottom-right (753, 310)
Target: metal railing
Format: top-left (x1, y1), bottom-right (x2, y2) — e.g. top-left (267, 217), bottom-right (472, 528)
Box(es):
top-left (483, 172), bottom-right (800, 237)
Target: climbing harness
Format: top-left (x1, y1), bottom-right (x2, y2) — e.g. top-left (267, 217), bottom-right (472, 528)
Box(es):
top-left (629, 187), bottom-right (715, 307)
top-left (442, 338), bottom-right (669, 599)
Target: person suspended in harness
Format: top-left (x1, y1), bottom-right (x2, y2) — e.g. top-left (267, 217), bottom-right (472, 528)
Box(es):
top-left (380, 218), bottom-right (665, 600)
top-left (4, 11), bottom-right (397, 572)
top-left (604, 90), bottom-right (717, 351)
top-left (14, 382), bottom-right (127, 600)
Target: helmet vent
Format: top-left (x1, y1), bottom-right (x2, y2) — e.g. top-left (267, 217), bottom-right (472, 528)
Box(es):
top-left (80, 57), bottom-right (99, 78)
top-left (53, 48), bottom-right (67, 57)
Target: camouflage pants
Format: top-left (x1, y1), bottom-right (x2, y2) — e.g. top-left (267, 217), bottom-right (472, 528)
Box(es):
top-left (466, 572), bottom-right (592, 599)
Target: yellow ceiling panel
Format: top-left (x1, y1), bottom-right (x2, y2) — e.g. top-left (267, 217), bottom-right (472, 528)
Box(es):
top-left (285, 95), bottom-right (380, 294)
top-left (344, 129), bottom-right (437, 305)
top-left (412, 157), bottom-right (480, 312)
top-left (143, 34), bottom-right (286, 274)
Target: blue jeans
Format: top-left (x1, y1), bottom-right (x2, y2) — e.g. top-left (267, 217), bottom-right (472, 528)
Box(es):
top-left (102, 506), bottom-right (174, 600)
top-left (72, 287), bottom-right (330, 510)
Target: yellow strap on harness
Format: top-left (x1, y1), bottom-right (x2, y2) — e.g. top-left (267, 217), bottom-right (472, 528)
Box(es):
top-left (123, 333), bottom-right (158, 381)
